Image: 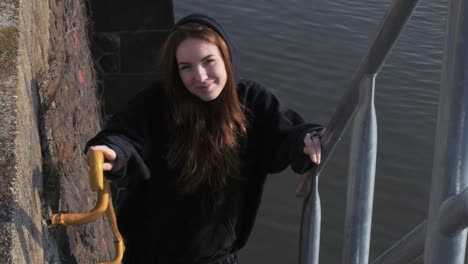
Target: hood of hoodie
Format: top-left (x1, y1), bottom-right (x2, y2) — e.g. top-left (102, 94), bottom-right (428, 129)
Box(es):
top-left (172, 13), bottom-right (240, 81)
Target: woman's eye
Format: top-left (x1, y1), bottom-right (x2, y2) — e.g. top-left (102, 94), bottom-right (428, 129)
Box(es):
top-left (179, 65), bottom-right (191, 70)
top-left (205, 59), bottom-right (215, 64)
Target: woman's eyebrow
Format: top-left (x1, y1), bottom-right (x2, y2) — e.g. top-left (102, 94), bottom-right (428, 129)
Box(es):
top-left (178, 55), bottom-right (215, 65)
top-left (201, 55), bottom-right (214, 60)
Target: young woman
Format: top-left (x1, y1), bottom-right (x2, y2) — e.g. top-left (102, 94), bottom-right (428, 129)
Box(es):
top-left (86, 13), bottom-right (323, 264)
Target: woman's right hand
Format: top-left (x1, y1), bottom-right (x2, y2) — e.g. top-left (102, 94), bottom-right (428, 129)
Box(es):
top-left (87, 145), bottom-right (117, 171)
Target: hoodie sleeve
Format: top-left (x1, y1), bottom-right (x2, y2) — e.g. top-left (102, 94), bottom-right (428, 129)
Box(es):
top-left (243, 80), bottom-right (324, 174)
top-left (84, 87), bottom-right (158, 181)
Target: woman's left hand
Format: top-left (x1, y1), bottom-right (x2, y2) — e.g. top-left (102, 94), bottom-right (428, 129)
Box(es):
top-left (303, 133), bottom-right (322, 165)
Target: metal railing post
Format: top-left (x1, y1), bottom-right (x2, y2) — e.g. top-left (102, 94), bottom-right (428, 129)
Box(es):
top-left (297, 1), bottom-right (418, 263)
top-left (342, 75), bottom-right (377, 264)
top-left (423, 0), bottom-right (468, 263)
top-left (299, 173), bottom-right (321, 264)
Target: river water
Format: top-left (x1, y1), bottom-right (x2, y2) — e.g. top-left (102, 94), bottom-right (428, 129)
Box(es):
top-left (174, 1), bottom-right (447, 263)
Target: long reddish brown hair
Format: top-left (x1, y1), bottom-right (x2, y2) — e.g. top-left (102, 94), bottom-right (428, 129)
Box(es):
top-left (160, 23), bottom-right (248, 193)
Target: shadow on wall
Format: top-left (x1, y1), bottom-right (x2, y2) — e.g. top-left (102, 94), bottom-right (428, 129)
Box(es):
top-left (33, 72), bottom-right (77, 263)
top-left (0, 166), bottom-right (62, 263)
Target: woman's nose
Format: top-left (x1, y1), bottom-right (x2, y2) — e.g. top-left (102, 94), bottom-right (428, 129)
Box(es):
top-left (194, 66), bottom-right (207, 82)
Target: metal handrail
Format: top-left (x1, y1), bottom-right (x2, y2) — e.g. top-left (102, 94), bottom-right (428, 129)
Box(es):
top-left (373, 0), bottom-right (468, 263)
top-left (422, 0), bottom-right (468, 262)
top-left (296, 0), bottom-right (420, 197)
top-left (48, 150), bottom-right (125, 264)
top-left (298, 0), bottom-right (468, 263)
top-left (49, 151), bottom-right (109, 226)
top-left (297, 0), bottom-right (420, 263)
top-left (371, 221), bottom-right (426, 264)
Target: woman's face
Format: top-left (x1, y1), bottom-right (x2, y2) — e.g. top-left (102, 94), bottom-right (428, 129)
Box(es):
top-left (176, 38), bottom-right (227, 101)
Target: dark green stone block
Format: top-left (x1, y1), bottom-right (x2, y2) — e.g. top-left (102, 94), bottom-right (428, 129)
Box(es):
top-left (89, 0), bottom-right (174, 32)
top-left (120, 31), bottom-right (170, 73)
top-left (101, 73), bottom-right (160, 115)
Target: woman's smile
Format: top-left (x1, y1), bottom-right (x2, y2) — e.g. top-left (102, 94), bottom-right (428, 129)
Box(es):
top-left (196, 81), bottom-right (215, 91)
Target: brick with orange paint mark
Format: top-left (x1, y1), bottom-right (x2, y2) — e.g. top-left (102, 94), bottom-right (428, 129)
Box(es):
top-left (78, 69), bottom-right (87, 89)
top-left (73, 31), bottom-right (79, 50)
top-left (101, 238), bottom-right (109, 252)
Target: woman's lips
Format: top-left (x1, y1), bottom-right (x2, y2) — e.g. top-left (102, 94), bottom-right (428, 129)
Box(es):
top-left (196, 82), bottom-right (213, 90)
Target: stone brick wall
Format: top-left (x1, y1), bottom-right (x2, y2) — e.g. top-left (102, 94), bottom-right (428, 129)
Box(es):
top-left (0, 0), bottom-right (54, 262)
top-left (88, 0), bottom-right (174, 115)
top-left (0, 0), bottom-right (175, 262)
top-left (0, 0), bottom-right (115, 262)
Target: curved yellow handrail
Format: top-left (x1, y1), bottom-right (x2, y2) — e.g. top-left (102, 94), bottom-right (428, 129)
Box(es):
top-left (100, 196), bottom-right (126, 264)
top-left (89, 148), bottom-right (104, 192)
top-left (48, 182), bottom-right (110, 226)
top-left (48, 149), bottom-right (125, 263)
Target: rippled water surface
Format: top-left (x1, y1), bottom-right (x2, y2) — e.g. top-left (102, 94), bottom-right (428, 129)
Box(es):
top-left (174, 1), bottom-right (447, 262)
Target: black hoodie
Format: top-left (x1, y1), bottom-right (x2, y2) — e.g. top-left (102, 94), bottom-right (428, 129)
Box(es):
top-left (85, 13), bottom-right (323, 264)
